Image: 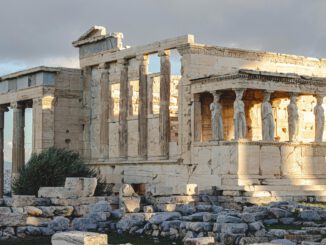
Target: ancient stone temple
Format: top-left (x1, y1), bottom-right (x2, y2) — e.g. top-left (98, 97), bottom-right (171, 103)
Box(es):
top-left (2, 25), bottom-right (326, 203)
top-left (72, 26), bottom-right (326, 202)
top-left (0, 67), bottom-right (82, 196)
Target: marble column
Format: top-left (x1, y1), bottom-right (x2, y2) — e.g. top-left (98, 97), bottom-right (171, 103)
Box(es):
top-left (11, 102), bottom-right (25, 181)
top-left (314, 94), bottom-right (325, 143)
top-left (159, 50), bottom-right (171, 159)
top-left (137, 54), bottom-right (149, 159)
top-left (0, 106), bottom-right (7, 197)
top-left (193, 94), bottom-right (202, 142)
top-left (233, 89), bottom-right (246, 140)
top-left (99, 63), bottom-right (110, 158)
top-left (118, 59), bottom-right (128, 159)
top-left (287, 93), bottom-right (299, 142)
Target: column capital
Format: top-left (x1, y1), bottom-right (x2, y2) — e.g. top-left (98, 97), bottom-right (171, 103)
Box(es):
top-left (10, 102), bottom-right (24, 110)
top-left (158, 49), bottom-right (170, 57)
top-left (98, 63), bottom-right (109, 70)
top-left (117, 58), bottom-right (128, 66)
top-left (32, 97), bottom-right (42, 106)
top-left (136, 54), bottom-right (149, 63)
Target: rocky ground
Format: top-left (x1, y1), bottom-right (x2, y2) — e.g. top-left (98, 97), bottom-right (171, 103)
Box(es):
top-left (2, 183), bottom-right (326, 244)
top-left (113, 201), bottom-right (326, 245)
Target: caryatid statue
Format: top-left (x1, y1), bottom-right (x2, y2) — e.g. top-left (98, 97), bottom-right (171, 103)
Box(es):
top-left (261, 91), bottom-right (275, 141)
top-left (233, 89), bottom-right (246, 140)
top-left (210, 91), bottom-right (224, 140)
top-left (314, 94), bottom-right (325, 143)
top-left (287, 93), bottom-right (299, 142)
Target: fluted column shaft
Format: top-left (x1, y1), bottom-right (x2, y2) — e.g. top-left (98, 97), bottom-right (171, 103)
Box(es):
top-left (138, 55), bottom-right (149, 159)
top-left (159, 50), bottom-right (171, 158)
top-left (11, 102), bottom-right (25, 181)
top-left (118, 59), bottom-right (128, 159)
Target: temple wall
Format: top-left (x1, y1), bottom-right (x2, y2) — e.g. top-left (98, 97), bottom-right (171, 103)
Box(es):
top-left (192, 142), bottom-right (326, 190)
top-left (53, 71), bottom-right (83, 153)
top-left (182, 46), bottom-right (326, 79)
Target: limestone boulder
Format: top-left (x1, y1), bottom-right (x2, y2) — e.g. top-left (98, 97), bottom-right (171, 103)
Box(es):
top-left (65, 177), bottom-right (97, 197)
top-left (184, 237), bottom-right (215, 245)
top-left (24, 206), bottom-right (43, 216)
top-left (4, 195), bottom-right (37, 207)
top-left (116, 213), bottom-right (145, 232)
top-left (216, 214), bottom-right (242, 223)
top-left (181, 222), bottom-right (213, 232)
top-left (89, 201), bottom-right (112, 213)
top-left (48, 216), bottom-right (70, 232)
top-left (39, 206), bottom-right (74, 217)
top-left (120, 184), bottom-right (136, 197)
top-left (26, 216), bottom-right (51, 227)
top-left (160, 220), bottom-right (182, 232)
top-left (221, 223), bottom-right (248, 234)
top-left (299, 210), bottom-right (321, 221)
top-left (269, 208), bottom-right (292, 219)
top-left (149, 212), bottom-right (181, 225)
top-left (176, 204), bottom-right (196, 215)
top-left (72, 218), bottom-right (97, 231)
top-left (38, 187), bottom-right (81, 199)
top-left (143, 205), bottom-right (154, 213)
top-left (270, 239), bottom-right (295, 245)
top-left (0, 212), bottom-right (27, 226)
top-left (121, 197), bottom-right (141, 213)
top-left (155, 203), bottom-right (177, 212)
top-left (0, 207), bottom-right (11, 214)
top-left (52, 231), bottom-right (107, 245)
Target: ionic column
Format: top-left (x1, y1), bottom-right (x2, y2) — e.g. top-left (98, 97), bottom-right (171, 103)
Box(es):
top-left (287, 93), bottom-right (299, 142)
top-left (233, 89), bottom-right (246, 140)
top-left (118, 59), bottom-right (128, 159)
top-left (193, 94), bottom-right (202, 142)
top-left (314, 94), bottom-right (325, 143)
top-left (99, 63), bottom-right (110, 158)
top-left (158, 50), bottom-right (171, 159)
top-left (0, 106), bottom-right (7, 197)
top-left (11, 102), bottom-right (25, 181)
top-left (137, 54), bottom-right (149, 159)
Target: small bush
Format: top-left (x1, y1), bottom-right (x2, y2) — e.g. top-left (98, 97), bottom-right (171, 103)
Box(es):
top-left (12, 147), bottom-right (111, 196)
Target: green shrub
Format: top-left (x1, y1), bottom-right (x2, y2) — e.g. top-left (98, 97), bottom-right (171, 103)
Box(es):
top-left (12, 147), bottom-right (112, 196)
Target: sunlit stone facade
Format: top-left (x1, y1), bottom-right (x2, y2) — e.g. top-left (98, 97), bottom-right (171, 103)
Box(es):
top-left (2, 25), bottom-right (326, 203)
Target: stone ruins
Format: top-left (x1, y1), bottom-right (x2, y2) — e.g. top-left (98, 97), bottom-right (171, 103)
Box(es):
top-left (1, 25), bottom-right (326, 203)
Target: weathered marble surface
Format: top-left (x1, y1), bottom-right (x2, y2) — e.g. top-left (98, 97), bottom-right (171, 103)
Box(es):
top-left (51, 231), bottom-right (107, 245)
top-left (261, 91), bottom-right (274, 141)
top-left (233, 89), bottom-right (246, 139)
top-left (210, 92), bottom-right (223, 141)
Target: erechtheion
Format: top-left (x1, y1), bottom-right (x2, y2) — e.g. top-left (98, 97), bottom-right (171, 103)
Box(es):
top-left (2, 25), bottom-right (326, 203)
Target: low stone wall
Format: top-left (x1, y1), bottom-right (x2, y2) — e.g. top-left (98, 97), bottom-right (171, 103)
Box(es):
top-left (2, 192), bottom-right (326, 245)
top-left (0, 195), bottom-right (118, 240)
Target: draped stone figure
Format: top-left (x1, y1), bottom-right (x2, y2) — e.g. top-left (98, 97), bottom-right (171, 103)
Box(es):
top-left (261, 91), bottom-right (275, 141)
top-left (314, 95), bottom-right (325, 143)
top-left (210, 92), bottom-right (224, 140)
top-left (234, 89), bottom-right (246, 140)
top-left (287, 93), bottom-right (299, 142)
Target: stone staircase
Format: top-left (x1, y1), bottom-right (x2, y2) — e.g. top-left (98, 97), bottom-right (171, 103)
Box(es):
top-left (220, 177), bottom-right (326, 204)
